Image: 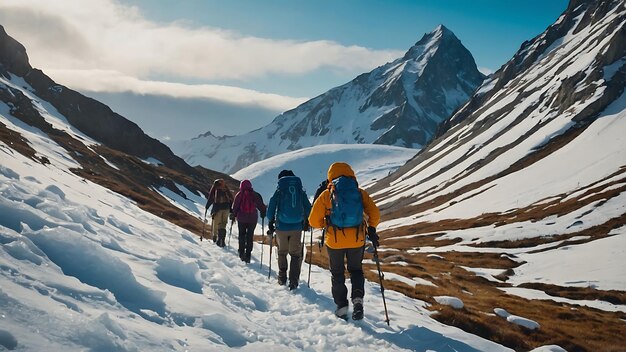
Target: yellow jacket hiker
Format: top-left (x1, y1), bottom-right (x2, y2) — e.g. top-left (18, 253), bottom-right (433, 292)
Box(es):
top-left (309, 162), bottom-right (380, 320)
top-left (309, 162), bottom-right (380, 248)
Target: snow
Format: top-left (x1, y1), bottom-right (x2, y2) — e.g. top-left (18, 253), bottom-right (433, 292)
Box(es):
top-left (434, 296), bottom-right (464, 309)
top-left (494, 308), bottom-right (540, 330)
top-left (382, 272), bottom-right (437, 288)
top-left (506, 315), bottom-right (540, 330)
top-left (375, 3), bottom-right (626, 228)
top-left (172, 26), bottom-right (479, 174)
top-left (500, 287), bottom-right (626, 313)
top-left (460, 266), bottom-right (506, 283)
top-left (493, 308), bottom-right (510, 318)
top-left (0, 3), bottom-right (622, 350)
top-left (529, 346), bottom-right (568, 352)
top-left (142, 157), bottom-right (164, 166)
top-left (232, 144), bottom-right (418, 201)
top-left (0, 86), bottom-right (510, 351)
top-left (508, 226), bottom-right (626, 291)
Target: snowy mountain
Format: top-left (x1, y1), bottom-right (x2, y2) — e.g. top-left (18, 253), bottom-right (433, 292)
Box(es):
top-left (367, 0), bottom-right (626, 350)
top-left (173, 25), bottom-right (484, 173)
top-left (0, 24), bottom-right (236, 238)
top-left (2, 1), bottom-right (625, 350)
top-left (0, 103), bottom-right (513, 351)
top-left (232, 144), bottom-right (418, 202)
top-left (0, 26), bottom-right (516, 352)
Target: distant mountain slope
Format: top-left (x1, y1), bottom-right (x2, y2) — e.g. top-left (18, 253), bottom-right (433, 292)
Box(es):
top-left (232, 144), bottom-right (418, 201)
top-left (363, 1), bottom-right (626, 350)
top-left (173, 25), bottom-right (484, 173)
top-left (0, 25), bottom-right (237, 234)
top-left (372, 0), bottom-right (626, 223)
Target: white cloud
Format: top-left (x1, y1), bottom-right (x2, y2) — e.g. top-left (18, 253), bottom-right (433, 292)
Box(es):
top-left (0, 0), bottom-right (402, 82)
top-left (47, 69), bottom-right (308, 112)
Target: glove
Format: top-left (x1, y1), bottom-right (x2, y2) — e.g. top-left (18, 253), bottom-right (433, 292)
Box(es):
top-left (367, 226), bottom-right (379, 248)
top-left (302, 219), bottom-right (310, 231)
top-left (229, 213), bottom-right (236, 221)
top-left (260, 211), bottom-right (267, 219)
top-left (267, 220), bottom-right (276, 235)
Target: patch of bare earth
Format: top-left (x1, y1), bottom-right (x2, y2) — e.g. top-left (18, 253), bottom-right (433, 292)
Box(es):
top-left (302, 177), bottom-right (626, 351)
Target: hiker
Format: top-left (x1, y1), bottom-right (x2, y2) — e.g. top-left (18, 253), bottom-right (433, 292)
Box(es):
top-left (205, 178), bottom-right (233, 247)
top-left (309, 162), bottom-right (380, 320)
top-left (230, 179), bottom-right (266, 263)
top-left (266, 169), bottom-right (312, 290)
top-left (313, 179), bottom-right (328, 203)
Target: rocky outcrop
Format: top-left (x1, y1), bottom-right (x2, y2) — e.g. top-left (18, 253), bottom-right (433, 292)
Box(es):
top-left (0, 25), bottom-right (31, 77)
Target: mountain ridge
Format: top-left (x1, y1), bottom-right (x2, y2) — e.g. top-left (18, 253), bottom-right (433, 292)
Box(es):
top-left (0, 24), bottom-right (238, 237)
top-left (173, 25), bottom-right (485, 173)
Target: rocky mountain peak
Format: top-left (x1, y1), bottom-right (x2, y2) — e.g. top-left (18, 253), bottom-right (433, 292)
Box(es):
top-left (402, 24), bottom-right (458, 61)
top-left (175, 25), bottom-right (485, 173)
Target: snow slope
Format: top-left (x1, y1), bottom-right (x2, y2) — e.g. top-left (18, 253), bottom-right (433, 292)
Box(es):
top-left (368, 0), bottom-right (626, 319)
top-left (232, 144), bottom-right (418, 202)
top-left (0, 73), bottom-right (513, 352)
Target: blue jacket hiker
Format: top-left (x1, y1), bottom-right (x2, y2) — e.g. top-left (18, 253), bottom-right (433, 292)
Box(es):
top-left (266, 169), bottom-right (312, 290)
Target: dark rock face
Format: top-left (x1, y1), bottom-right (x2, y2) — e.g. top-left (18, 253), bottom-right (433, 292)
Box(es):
top-left (0, 24), bottom-right (195, 175)
top-left (0, 25), bottom-right (31, 77)
top-left (23, 69), bottom-right (194, 174)
top-left (0, 25), bottom-right (239, 212)
top-left (366, 26), bottom-right (485, 147)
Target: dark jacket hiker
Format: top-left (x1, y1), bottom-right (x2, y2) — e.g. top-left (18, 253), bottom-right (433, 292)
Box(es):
top-left (231, 179), bottom-right (266, 263)
top-left (205, 179), bottom-right (233, 247)
top-left (266, 170), bottom-right (312, 290)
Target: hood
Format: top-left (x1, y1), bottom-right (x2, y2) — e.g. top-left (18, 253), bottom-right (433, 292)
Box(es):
top-left (240, 179), bottom-right (252, 191)
top-left (327, 162), bottom-right (356, 181)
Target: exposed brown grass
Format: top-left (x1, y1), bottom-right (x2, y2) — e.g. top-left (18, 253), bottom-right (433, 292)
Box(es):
top-left (7, 98), bottom-right (626, 351)
top-left (0, 122), bottom-right (48, 164)
top-left (298, 224), bottom-right (626, 351)
top-left (518, 282), bottom-right (626, 306)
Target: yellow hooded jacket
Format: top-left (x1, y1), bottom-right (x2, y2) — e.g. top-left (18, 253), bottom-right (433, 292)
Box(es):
top-left (309, 162), bottom-right (380, 249)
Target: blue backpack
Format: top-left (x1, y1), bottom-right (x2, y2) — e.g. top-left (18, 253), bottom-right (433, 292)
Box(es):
top-left (329, 176), bottom-right (363, 228)
top-left (276, 176), bottom-right (306, 224)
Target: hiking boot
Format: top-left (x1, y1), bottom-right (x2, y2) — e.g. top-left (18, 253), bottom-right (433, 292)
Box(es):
top-left (278, 271), bottom-right (287, 286)
top-left (289, 281), bottom-right (298, 291)
top-left (352, 298), bottom-right (364, 320)
top-left (244, 253), bottom-right (251, 264)
top-left (334, 305), bottom-right (349, 320)
top-left (217, 229), bottom-right (226, 248)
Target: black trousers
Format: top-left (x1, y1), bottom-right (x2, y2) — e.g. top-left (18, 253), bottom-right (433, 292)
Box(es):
top-left (326, 246), bottom-right (365, 308)
top-left (237, 222), bottom-right (257, 257)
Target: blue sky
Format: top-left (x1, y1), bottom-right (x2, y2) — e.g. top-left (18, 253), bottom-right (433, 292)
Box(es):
top-left (121, 0), bottom-right (568, 96)
top-left (0, 0), bottom-right (568, 140)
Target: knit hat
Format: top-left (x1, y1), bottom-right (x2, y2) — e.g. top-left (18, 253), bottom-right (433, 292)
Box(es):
top-left (278, 169), bottom-right (295, 179)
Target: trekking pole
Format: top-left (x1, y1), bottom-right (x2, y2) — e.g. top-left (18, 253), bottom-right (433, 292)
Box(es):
top-left (200, 213), bottom-right (206, 242)
top-left (307, 228), bottom-right (313, 287)
top-left (228, 220), bottom-right (233, 248)
top-left (372, 244), bottom-right (390, 326)
top-left (260, 219), bottom-right (265, 269)
top-left (318, 228), bottom-right (326, 250)
top-left (268, 231), bottom-right (274, 279)
top-left (301, 228), bottom-right (306, 258)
